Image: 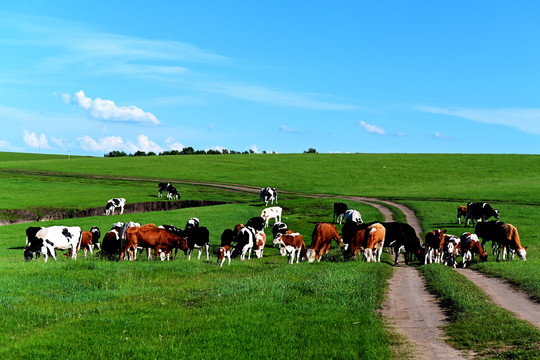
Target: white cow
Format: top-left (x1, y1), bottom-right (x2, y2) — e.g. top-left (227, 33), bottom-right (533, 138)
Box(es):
top-left (104, 198), bottom-right (126, 215)
top-left (24, 226), bottom-right (82, 262)
top-left (344, 209), bottom-right (363, 224)
top-left (261, 206), bottom-right (282, 227)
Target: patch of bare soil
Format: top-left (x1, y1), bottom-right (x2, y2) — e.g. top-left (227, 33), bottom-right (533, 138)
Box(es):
top-left (456, 268), bottom-right (540, 328)
top-left (0, 200), bottom-right (226, 225)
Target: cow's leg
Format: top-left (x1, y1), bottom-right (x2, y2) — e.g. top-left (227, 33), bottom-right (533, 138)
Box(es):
top-left (188, 249), bottom-right (193, 261)
top-left (197, 248), bottom-right (202, 260)
top-left (205, 244), bottom-right (210, 261)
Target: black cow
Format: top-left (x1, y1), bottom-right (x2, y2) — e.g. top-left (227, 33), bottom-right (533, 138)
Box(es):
top-left (158, 182), bottom-right (171, 198)
top-left (465, 202), bottom-right (499, 226)
top-left (333, 202), bottom-right (348, 224)
top-left (367, 221), bottom-right (422, 264)
top-left (184, 226), bottom-right (210, 261)
top-left (220, 229), bottom-right (235, 247)
top-left (25, 227), bottom-right (43, 259)
top-left (475, 220), bottom-right (505, 252)
top-left (247, 217), bottom-right (265, 232)
top-left (167, 186), bottom-right (180, 200)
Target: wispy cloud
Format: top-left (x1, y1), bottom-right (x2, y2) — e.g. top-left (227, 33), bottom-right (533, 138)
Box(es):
top-left (359, 121), bottom-right (386, 135)
top-left (415, 105), bottom-right (540, 135)
top-left (434, 131), bottom-right (454, 140)
top-left (201, 82), bottom-right (362, 110)
top-left (63, 90), bottom-right (159, 125)
top-left (280, 125), bottom-right (299, 133)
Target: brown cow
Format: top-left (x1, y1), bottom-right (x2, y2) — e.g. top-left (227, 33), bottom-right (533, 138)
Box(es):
top-left (496, 223), bottom-right (527, 261)
top-left (218, 245), bottom-right (232, 267)
top-left (78, 227), bottom-right (101, 258)
top-left (460, 232), bottom-right (487, 267)
top-left (274, 232), bottom-right (307, 264)
top-left (457, 205), bottom-right (468, 225)
top-left (253, 231), bottom-right (266, 258)
top-left (424, 229), bottom-right (446, 264)
top-left (307, 223), bottom-right (342, 263)
top-left (363, 223), bottom-right (386, 262)
top-left (120, 225), bottom-right (187, 261)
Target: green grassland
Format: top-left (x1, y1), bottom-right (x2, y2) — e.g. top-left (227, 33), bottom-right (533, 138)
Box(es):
top-left (1, 152), bottom-right (539, 358)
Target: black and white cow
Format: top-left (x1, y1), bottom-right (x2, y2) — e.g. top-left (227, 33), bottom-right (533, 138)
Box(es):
top-left (167, 185), bottom-right (180, 200)
top-left (25, 227), bottom-right (43, 259)
top-left (24, 226), bottom-right (82, 262)
top-left (465, 202), bottom-right (499, 226)
top-left (184, 226), bottom-right (210, 261)
top-left (104, 198), bottom-right (126, 216)
top-left (234, 226), bottom-right (256, 260)
top-left (344, 209), bottom-right (363, 224)
top-left (158, 182), bottom-right (171, 198)
top-left (272, 222), bottom-right (288, 240)
top-left (185, 217), bottom-right (199, 229)
top-left (333, 202), bottom-right (348, 224)
top-left (260, 187), bottom-right (278, 206)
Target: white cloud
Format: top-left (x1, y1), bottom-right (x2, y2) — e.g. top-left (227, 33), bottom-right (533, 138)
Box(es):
top-left (135, 134), bottom-right (164, 153)
top-left (79, 135), bottom-right (125, 153)
top-left (434, 131), bottom-right (454, 140)
top-left (280, 125), bottom-right (298, 133)
top-left (359, 121), bottom-right (386, 135)
top-left (165, 137), bottom-right (185, 151)
top-left (249, 144), bottom-right (259, 153)
top-left (0, 140), bottom-right (10, 148)
top-left (23, 130), bottom-right (52, 149)
top-left (63, 90), bottom-right (160, 125)
top-left (415, 105), bottom-right (540, 135)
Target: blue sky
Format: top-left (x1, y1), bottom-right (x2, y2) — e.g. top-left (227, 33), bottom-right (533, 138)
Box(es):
top-left (1, 1), bottom-right (539, 155)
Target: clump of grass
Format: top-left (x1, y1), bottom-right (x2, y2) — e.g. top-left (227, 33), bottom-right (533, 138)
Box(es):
top-left (420, 264), bottom-right (540, 359)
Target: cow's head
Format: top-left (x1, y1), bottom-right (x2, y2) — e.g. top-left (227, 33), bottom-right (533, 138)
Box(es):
top-left (479, 251), bottom-right (488, 261)
top-left (306, 249), bottom-right (317, 263)
top-left (493, 209), bottom-right (500, 219)
top-left (23, 248), bottom-right (35, 261)
top-left (518, 247), bottom-right (528, 261)
top-left (363, 248), bottom-right (373, 262)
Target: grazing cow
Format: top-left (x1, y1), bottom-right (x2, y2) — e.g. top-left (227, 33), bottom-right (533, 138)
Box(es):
top-left (253, 231), bottom-right (267, 258)
top-left (235, 226), bottom-right (256, 260)
top-left (460, 232), bottom-right (488, 267)
top-left (363, 223), bottom-right (386, 263)
top-left (247, 217), bottom-right (265, 232)
top-left (465, 202), bottom-right (499, 226)
top-left (496, 223), bottom-right (527, 261)
top-left (184, 226), bottom-right (210, 261)
top-left (475, 220), bottom-right (505, 252)
top-left (220, 229), bottom-right (235, 247)
top-left (424, 229), bottom-right (446, 264)
top-left (24, 226), bottom-right (82, 262)
top-left (307, 223), bottom-right (343, 262)
top-left (25, 227), bottom-right (43, 259)
top-left (121, 226), bottom-right (187, 261)
top-left (158, 182), bottom-right (171, 198)
top-left (457, 205), bottom-right (468, 225)
top-left (442, 234), bottom-right (460, 268)
top-left (369, 222), bottom-right (422, 265)
top-left (261, 206), bottom-right (282, 227)
top-left (77, 226), bottom-right (101, 258)
top-left (333, 202), bottom-right (348, 224)
top-left (341, 222), bottom-right (369, 260)
top-left (260, 187), bottom-right (278, 206)
top-left (104, 198), bottom-right (126, 216)
top-left (167, 186), bottom-right (180, 200)
top-left (272, 222), bottom-right (288, 240)
top-left (344, 209), bottom-right (363, 224)
top-left (99, 224), bottom-right (124, 259)
top-left (274, 232), bottom-right (306, 264)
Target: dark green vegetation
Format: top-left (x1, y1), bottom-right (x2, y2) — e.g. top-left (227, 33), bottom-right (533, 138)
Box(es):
top-left (421, 265), bottom-right (540, 359)
top-left (1, 152), bottom-right (539, 359)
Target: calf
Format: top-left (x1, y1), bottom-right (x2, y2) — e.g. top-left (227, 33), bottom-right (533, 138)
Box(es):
top-left (24, 226), bottom-right (82, 262)
top-left (274, 232), bottom-right (306, 264)
top-left (344, 209), bottom-right (363, 224)
top-left (363, 223), bottom-right (386, 263)
top-left (104, 198), bottom-right (126, 215)
top-left (460, 232), bottom-right (487, 267)
top-left (457, 205), bottom-right (468, 225)
top-left (261, 206), bottom-right (282, 227)
top-left (424, 229), bottom-right (446, 264)
top-left (307, 223), bottom-right (343, 262)
top-left (442, 234), bottom-right (460, 268)
top-left (253, 231), bottom-right (266, 258)
top-left (218, 245), bottom-right (232, 267)
top-left (465, 202), bottom-right (499, 226)
top-left (333, 202), bottom-right (348, 224)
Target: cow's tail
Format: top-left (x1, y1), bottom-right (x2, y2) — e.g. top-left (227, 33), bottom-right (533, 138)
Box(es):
top-left (300, 242), bottom-right (307, 260)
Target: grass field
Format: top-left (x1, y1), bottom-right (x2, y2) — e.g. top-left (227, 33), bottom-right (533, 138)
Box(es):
top-left (1, 152), bottom-right (539, 358)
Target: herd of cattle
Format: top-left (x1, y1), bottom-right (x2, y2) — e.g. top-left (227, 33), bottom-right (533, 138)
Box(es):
top-left (22, 184), bottom-right (529, 267)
